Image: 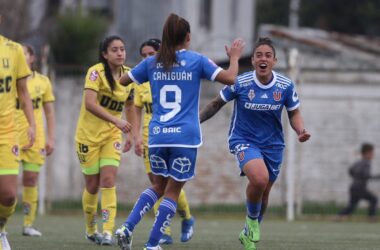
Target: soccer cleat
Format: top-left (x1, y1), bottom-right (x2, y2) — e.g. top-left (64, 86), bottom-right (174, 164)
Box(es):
top-left (143, 243), bottom-right (163, 250)
top-left (159, 233), bottom-right (173, 245)
top-left (85, 232), bottom-right (103, 245)
top-left (239, 230), bottom-right (257, 250)
top-left (180, 217), bottom-right (195, 242)
top-left (22, 226), bottom-right (42, 237)
top-left (244, 217), bottom-right (260, 242)
top-left (100, 232), bottom-right (114, 246)
top-left (0, 232), bottom-right (11, 250)
top-left (115, 225), bottom-right (133, 250)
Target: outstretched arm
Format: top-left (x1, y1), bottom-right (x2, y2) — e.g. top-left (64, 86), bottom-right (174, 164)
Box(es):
top-left (288, 108), bottom-right (310, 142)
top-left (200, 95), bottom-right (227, 123)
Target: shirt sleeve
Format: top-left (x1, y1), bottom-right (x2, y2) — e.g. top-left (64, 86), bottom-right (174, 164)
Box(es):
top-left (126, 83), bottom-right (135, 101)
top-left (200, 55), bottom-right (222, 81)
top-left (84, 68), bottom-right (101, 91)
top-left (220, 82), bottom-right (238, 102)
top-left (133, 84), bottom-right (144, 108)
top-left (129, 59), bottom-right (149, 84)
top-left (43, 76), bottom-right (55, 102)
top-left (285, 82), bottom-right (300, 111)
top-left (15, 43), bottom-right (31, 80)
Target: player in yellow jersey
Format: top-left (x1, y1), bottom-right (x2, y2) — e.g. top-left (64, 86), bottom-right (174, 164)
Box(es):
top-left (130, 39), bottom-right (195, 244)
top-left (16, 44), bottom-right (56, 237)
top-left (0, 15), bottom-right (36, 250)
top-left (75, 35), bottom-right (133, 246)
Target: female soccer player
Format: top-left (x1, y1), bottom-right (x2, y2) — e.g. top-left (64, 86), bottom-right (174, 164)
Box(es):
top-left (16, 44), bottom-right (55, 237)
top-left (115, 13), bottom-right (245, 250)
top-left (0, 15), bottom-right (36, 250)
top-left (75, 35), bottom-right (132, 246)
top-left (200, 37), bottom-right (311, 250)
top-left (128, 38), bottom-right (195, 245)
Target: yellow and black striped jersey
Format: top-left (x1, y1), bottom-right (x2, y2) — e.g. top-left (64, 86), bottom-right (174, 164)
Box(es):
top-left (0, 35), bottom-right (31, 144)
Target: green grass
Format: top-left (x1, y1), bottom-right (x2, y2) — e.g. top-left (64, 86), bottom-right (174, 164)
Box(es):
top-left (5, 213), bottom-right (380, 250)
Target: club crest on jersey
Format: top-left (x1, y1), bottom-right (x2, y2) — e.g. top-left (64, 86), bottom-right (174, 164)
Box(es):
top-left (12, 145), bottom-right (19, 156)
top-left (114, 142), bottom-right (121, 151)
top-left (248, 89), bottom-right (255, 101)
top-left (89, 70), bottom-right (99, 81)
top-left (273, 91), bottom-right (282, 101)
top-left (102, 209), bottom-right (110, 222)
top-left (40, 148), bottom-right (46, 156)
top-left (238, 151), bottom-right (245, 161)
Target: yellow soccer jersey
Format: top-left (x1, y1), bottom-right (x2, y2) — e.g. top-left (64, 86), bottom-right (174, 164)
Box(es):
top-left (75, 63), bottom-right (131, 145)
top-left (15, 72), bottom-right (55, 148)
top-left (0, 35), bottom-right (31, 144)
top-left (133, 82), bottom-right (152, 146)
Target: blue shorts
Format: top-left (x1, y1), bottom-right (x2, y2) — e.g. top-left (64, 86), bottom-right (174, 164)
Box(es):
top-left (148, 147), bottom-right (197, 182)
top-left (231, 144), bottom-right (284, 182)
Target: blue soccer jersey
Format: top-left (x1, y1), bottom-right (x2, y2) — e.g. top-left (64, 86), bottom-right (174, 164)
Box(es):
top-left (128, 49), bottom-right (222, 148)
top-left (221, 70), bottom-right (300, 150)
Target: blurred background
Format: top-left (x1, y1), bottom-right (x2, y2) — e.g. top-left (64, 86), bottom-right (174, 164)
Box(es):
top-left (1, 0), bottom-right (380, 220)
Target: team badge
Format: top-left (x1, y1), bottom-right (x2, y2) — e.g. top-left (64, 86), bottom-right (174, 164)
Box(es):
top-left (114, 142), bottom-right (121, 151)
top-left (89, 70), bottom-right (99, 81)
top-left (40, 148), bottom-right (46, 156)
top-left (102, 209), bottom-right (110, 222)
top-left (273, 91), bottom-right (282, 101)
top-left (11, 145), bottom-right (19, 156)
top-left (238, 151), bottom-right (245, 161)
top-left (248, 89), bottom-right (255, 101)
top-left (180, 60), bottom-right (186, 66)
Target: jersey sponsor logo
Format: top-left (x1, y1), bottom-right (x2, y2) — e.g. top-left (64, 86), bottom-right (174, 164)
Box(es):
top-left (292, 90), bottom-right (299, 102)
top-left (101, 209), bottom-right (110, 222)
top-left (162, 127), bottom-right (181, 134)
top-left (12, 145), bottom-right (19, 156)
top-left (114, 142), bottom-right (121, 151)
top-left (99, 95), bottom-right (124, 112)
top-left (89, 70), bottom-right (99, 81)
top-left (172, 157), bottom-right (191, 174)
top-left (276, 82), bottom-right (289, 89)
top-left (0, 76), bottom-right (12, 93)
top-left (244, 102), bottom-right (281, 111)
top-left (273, 91), bottom-right (282, 101)
top-left (150, 154), bottom-right (167, 169)
top-left (240, 81), bottom-right (253, 87)
top-left (248, 89), bottom-right (255, 101)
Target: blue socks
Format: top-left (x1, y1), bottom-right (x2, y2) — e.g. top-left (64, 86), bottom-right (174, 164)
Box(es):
top-left (146, 197), bottom-right (177, 247)
top-left (246, 201), bottom-right (261, 220)
top-left (124, 188), bottom-right (159, 231)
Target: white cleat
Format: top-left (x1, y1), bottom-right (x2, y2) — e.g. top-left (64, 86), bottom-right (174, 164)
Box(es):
top-left (22, 226), bottom-right (42, 237)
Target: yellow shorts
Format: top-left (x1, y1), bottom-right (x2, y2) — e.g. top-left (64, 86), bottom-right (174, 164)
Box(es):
top-left (76, 138), bottom-right (121, 175)
top-left (0, 144), bottom-right (20, 175)
top-left (20, 146), bottom-right (45, 166)
top-left (143, 146), bottom-right (151, 174)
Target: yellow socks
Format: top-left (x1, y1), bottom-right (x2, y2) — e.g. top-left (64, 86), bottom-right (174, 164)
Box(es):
top-left (100, 187), bottom-right (116, 235)
top-left (22, 186), bottom-right (38, 227)
top-left (177, 189), bottom-right (192, 220)
top-left (0, 202), bottom-right (16, 232)
top-left (82, 189), bottom-right (98, 235)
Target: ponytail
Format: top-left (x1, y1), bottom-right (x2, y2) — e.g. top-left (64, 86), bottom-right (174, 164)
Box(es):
top-left (157, 13), bottom-right (190, 70)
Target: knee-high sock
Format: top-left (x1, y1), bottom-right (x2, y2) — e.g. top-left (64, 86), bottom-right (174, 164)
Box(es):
top-left (82, 189), bottom-right (98, 235)
top-left (153, 196), bottom-right (171, 235)
top-left (101, 187), bottom-right (117, 235)
top-left (0, 201), bottom-right (16, 232)
top-left (147, 198), bottom-right (177, 247)
top-left (247, 201), bottom-right (261, 220)
top-left (22, 186), bottom-right (38, 227)
top-left (124, 188), bottom-right (159, 232)
top-left (177, 189), bottom-right (192, 220)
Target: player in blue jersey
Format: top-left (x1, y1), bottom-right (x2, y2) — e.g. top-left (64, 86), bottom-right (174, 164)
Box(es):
top-left (200, 37), bottom-right (310, 250)
top-left (115, 13), bottom-right (245, 250)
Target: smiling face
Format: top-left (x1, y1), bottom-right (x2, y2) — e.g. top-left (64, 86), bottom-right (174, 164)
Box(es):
top-left (103, 39), bottom-right (126, 67)
top-left (251, 44), bottom-right (277, 84)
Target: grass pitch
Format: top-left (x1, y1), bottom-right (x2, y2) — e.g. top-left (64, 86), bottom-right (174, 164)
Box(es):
top-left (5, 213), bottom-right (380, 250)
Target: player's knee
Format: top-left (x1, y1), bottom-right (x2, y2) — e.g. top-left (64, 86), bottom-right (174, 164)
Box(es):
top-left (151, 183), bottom-right (165, 197)
top-left (0, 194), bottom-right (16, 206)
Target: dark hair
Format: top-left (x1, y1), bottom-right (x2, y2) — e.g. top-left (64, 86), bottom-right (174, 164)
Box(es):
top-left (139, 38), bottom-right (161, 56)
top-left (22, 43), bottom-right (36, 70)
top-left (361, 143), bottom-right (374, 154)
top-left (252, 37), bottom-right (276, 58)
top-left (157, 13), bottom-right (190, 70)
top-left (99, 35), bottom-right (124, 91)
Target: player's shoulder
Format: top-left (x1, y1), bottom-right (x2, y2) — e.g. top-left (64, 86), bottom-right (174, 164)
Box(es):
top-left (88, 63), bottom-right (105, 73)
top-left (122, 65), bottom-right (131, 72)
top-left (236, 71), bottom-right (254, 88)
top-left (274, 71), bottom-right (294, 90)
top-left (34, 71), bottom-right (50, 82)
top-left (1, 36), bottom-right (23, 52)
